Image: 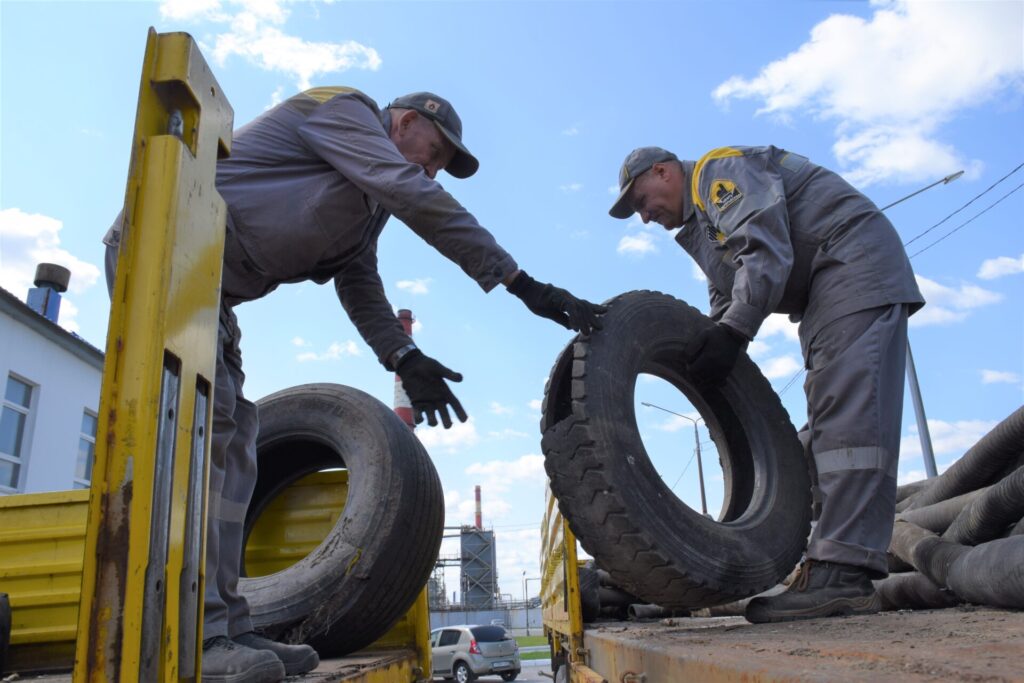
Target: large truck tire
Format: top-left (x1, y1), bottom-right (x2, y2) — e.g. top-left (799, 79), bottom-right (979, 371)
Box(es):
top-left (541, 291), bottom-right (811, 609)
top-left (239, 383), bottom-right (444, 656)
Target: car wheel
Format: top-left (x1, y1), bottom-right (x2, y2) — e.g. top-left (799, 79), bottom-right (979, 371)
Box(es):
top-left (500, 672), bottom-right (518, 681)
top-left (453, 661), bottom-right (475, 683)
top-left (542, 290), bottom-right (812, 609)
top-left (239, 383), bottom-right (444, 656)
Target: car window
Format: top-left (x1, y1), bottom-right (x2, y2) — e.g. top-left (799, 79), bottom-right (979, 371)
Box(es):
top-left (470, 625), bottom-right (509, 642)
top-left (430, 631), bottom-right (441, 647)
top-left (438, 629), bottom-right (462, 647)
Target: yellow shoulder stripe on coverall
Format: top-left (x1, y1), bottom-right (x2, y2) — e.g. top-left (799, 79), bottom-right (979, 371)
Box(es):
top-left (302, 86), bottom-right (363, 103)
top-left (692, 146), bottom-right (743, 211)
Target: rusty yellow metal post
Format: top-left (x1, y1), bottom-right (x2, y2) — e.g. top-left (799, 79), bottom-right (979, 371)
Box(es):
top-left (73, 29), bottom-right (232, 683)
top-left (540, 486), bottom-right (587, 680)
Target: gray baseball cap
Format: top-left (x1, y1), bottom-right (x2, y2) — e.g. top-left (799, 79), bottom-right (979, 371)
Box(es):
top-left (387, 92), bottom-right (479, 179)
top-left (609, 146), bottom-right (679, 218)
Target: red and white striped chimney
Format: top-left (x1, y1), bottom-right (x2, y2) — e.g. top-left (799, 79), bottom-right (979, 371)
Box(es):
top-left (475, 485), bottom-right (482, 529)
top-left (394, 309), bottom-right (415, 430)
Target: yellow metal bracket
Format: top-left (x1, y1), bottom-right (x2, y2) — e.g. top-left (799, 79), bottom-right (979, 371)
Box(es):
top-left (74, 29), bottom-right (232, 683)
top-left (540, 485), bottom-right (587, 678)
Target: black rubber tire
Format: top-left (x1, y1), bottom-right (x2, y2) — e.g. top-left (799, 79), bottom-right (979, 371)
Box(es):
top-left (239, 383), bottom-right (444, 656)
top-left (541, 290), bottom-right (811, 609)
top-left (577, 566), bottom-right (601, 622)
top-left (501, 672), bottom-right (518, 682)
top-left (453, 660), bottom-right (476, 683)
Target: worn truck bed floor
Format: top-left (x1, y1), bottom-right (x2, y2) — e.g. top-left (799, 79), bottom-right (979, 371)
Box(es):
top-left (4, 649), bottom-right (419, 683)
top-left (584, 606), bottom-right (1024, 682)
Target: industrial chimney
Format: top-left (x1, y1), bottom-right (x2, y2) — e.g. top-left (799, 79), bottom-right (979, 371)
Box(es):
top-left (393, 309), bottom-right (415, 430)
top-left (475, 485), bottom-right (482, 529)
top-left (26, 263), bottom-right (71, 324)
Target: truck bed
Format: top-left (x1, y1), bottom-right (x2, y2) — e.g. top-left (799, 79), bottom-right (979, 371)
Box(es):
top-left (580, 606), bottom-right (1023, 682)
top-left (9, 649), bottom-right (422, 683)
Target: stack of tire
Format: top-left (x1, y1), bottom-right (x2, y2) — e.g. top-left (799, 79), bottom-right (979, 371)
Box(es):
top-left (239, 384), bottom-right (445, 655)
top-left (878, 406), bottom-right (1024, 610)
top-left (540, 291), bottom-right (813, 612)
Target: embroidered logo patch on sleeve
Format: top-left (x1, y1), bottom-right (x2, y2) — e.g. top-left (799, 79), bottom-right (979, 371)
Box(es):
top-left (710, 179), bottom-right (742, 212)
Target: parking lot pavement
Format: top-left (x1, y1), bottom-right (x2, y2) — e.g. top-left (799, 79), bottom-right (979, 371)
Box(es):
top-left (432, 660), bottom-right (551, 682)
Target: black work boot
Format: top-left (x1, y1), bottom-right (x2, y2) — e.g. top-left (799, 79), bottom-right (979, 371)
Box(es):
top-left (202, 635), bottom-right (285, 683)
top-left (234, 631), bottom-right (320, 676)
top-left (745, 560), bottom-right (881, 624)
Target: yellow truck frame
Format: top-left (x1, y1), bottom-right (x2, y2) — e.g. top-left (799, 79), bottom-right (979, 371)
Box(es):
top-left (0, 29), bottom-right (431, 683)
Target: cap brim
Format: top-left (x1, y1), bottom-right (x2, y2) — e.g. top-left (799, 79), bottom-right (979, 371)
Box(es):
top-left (434, 121), bottom-right (479, 179)
top-left (609, 178), bottom-right (636, 219)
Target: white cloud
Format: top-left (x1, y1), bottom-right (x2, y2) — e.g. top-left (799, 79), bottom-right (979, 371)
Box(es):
top-left (161, 0), bottom-right (382, 89)
top-left (981, 370), bottom-right (1020, 385)
top-left (487, 428), bottom-right (529, 440)
top-left (911, 275), bottom-right (1002, 327)
top-left (562, 125), bottom-right (580, 136)
top-left (607, 184), bottom-right (620, 196)
top-left (978, 253), bottom-right (1024, 280)
top-left (899, 418), bottom-right (998, 461)
top-left (712, 1), bottom-right (1023, 186)
top-left (455, 496), bottom-right (511, 525)
top-left (0, 208), bottom-right (101, 332)
top-left (416, 418), bottom-right (480, 454)
top-left (412, 319), bottom-right (424, 334)
top-left (0, 208), bottom-right (101, 295)
top-left (747, 340), bottom-right (771, 358)
top-left (758, 355), bottom-right (803, 380)
top-left (489, 401), bottom-right (513, 415)
top-left (291, 336), bottom-right (310, 347)
top-left (266, 85), bottom-right (287, 110)
top-left (690, 262), bottom-right (707, 282)
top-left (758, 313), bottom-right (800, 342)
top-left (466, 454), bottom-right (546, 493)
top-left (295, 339), bottom-right (360, 361)
top-left (396, 278), bottom-right (431, 295)
top-left (57, 299), bottom-right (82, 334)
top-left (897, 469), bottom-right (930, 486)
top-left (559, 182), bottom-right (583, 193)
top-left (528, 399), bottom-right (542, 412)
top-left (617, 233), bottom-right (657, 256)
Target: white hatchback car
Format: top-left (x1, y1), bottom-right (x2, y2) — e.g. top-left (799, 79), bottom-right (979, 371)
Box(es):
top-left (430, 624), bottom-right (521, 682)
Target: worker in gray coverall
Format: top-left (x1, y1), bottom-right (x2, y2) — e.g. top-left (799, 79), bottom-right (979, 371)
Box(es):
top-left (104, 89), bottom-right (604, 683)
top-left (608, 145), bottom-right (924, 624)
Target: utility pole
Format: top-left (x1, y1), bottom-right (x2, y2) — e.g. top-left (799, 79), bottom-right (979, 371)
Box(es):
top-left (882, 169), bottom-right (963, 477)
top-left (641, 402), bottom-right (708, 516)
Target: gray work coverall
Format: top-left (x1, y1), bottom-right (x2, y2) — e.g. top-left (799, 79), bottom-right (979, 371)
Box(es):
top-left (105, 87), bottom-right (519, 638)
top-left (674, 146), bottom-right (924, 577)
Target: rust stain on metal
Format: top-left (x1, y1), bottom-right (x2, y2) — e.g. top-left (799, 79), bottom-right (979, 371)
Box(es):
top-left (86, 476), bottom-right (133, 680)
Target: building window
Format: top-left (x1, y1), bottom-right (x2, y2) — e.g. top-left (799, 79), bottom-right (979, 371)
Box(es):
top-left (0, 375), bottom-right (34, 491)
top-left (75, 411), bottom-right (99, 488)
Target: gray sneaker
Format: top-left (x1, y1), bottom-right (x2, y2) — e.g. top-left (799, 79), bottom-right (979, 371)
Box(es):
top-left (234, 631), bottom-right (320, 676)
top-left (745, 560), bottom-right (881, 624)
top-left (202, 636), bottom-right (286, 683)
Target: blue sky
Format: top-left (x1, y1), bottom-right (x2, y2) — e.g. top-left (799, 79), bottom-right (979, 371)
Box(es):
top-left (1, 0), bottom-right (1022, 603)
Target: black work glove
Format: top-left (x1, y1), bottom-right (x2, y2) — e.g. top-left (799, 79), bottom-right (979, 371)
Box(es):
top-left (396, 350), bottom-right (469, 429)
top-left (507, 271), bottom-right (607, 335)
top-left (684, 323), bottom-right (748, 387)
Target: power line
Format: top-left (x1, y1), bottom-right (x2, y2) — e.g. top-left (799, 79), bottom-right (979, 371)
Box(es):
top-left (903, 161), bottom-right (1024, 247)
top-left (778, 162), bottom-right (1024, 397)
top-left (909, 181), bottom-right (1024, 259)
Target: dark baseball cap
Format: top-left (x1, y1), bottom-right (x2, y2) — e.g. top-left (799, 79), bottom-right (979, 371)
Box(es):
top-left (387, 92), bottom-right (479, 179)
top-left (609, 146), bottom-right (679, 218)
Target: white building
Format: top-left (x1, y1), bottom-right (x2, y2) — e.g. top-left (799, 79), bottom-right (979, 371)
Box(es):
top-left (0, 280), bottom-right (103, 494)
